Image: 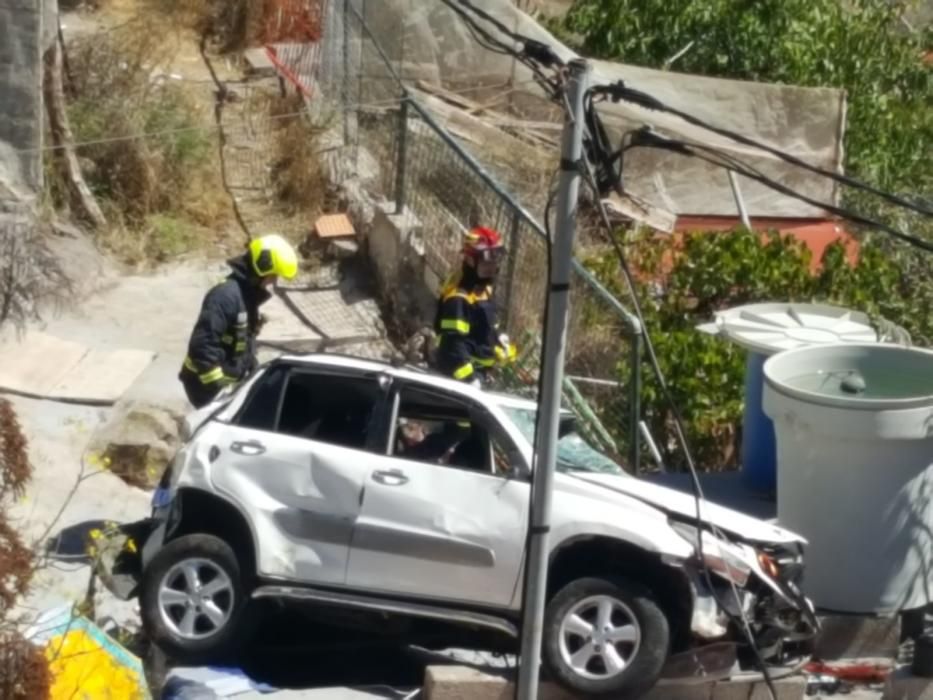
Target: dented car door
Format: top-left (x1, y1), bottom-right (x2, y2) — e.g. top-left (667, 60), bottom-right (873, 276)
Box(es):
top-left (209, 366), bottom-right (389, 585)
top-left (211, 429), bottom-right (375, 584)
top-left (346, 387), bottom-right (529, 607)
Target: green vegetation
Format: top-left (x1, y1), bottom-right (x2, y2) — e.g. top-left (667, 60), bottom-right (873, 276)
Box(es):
top-left (554, 0), bottom-right (931, 469)
top-left (582, 229), bottom-right (927, 469)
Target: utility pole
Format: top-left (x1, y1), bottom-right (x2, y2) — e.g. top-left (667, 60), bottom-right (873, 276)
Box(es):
top-left (516, 57), bottom-right (590, 700)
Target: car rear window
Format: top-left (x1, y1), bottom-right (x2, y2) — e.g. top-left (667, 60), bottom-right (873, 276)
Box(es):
top-left (276, 371), bottom-right (383, 450)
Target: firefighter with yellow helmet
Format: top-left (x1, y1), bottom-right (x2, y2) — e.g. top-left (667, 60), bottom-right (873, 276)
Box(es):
top-left (433, 226), bottom-right (517, 386)
top-left (179, 234), bottom-right (298, 407)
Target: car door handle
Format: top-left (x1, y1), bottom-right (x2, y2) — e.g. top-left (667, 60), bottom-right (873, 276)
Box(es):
top-left (230, 440), bottom-right (266, 456)
top-left (372, 469), bottom-right (408, 486)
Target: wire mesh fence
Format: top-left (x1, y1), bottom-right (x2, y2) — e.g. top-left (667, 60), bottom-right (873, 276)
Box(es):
top-left (268, 0), bottom-right (647, 471)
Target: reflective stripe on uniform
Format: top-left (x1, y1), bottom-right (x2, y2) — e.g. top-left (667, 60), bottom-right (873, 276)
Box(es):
top-left (453, 363), bottom-right (475, 379)
top-left (235, 342), bottom-right (247, 352)
top-left (472, 356), bottom-right (496, 368)
top-left (183, 357), bottom-right (225, 385)
top-left (440, 318), bottom-right (470, 334)
top-left (199, 367), bottom-right (225, 384)
top-left (442, 287), bottom-right (491, 304)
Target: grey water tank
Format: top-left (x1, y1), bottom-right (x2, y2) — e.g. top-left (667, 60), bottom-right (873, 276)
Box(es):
top-left (763, 343), bottom-right (933, 613)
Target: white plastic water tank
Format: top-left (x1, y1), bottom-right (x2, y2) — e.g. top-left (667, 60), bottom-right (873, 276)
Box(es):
top-left (763, 343), bottom-right (933, 613)
top-left (698, 303), bottom-right (877, 492)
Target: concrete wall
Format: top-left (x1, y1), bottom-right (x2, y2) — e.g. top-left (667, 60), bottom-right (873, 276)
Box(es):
top-left (0, 0), bottom-right (46, 195)
top-left (367, 203), bottom-right (438, 337)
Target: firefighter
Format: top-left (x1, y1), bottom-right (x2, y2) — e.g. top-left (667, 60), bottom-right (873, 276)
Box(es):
top-left (179, 234), bottom-right (298, 408)
top-left (433, 226), bottom-right (516, 386)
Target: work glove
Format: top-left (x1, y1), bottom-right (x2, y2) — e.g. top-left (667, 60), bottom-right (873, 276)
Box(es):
top-left (494, 334), bottom-right (517, 365)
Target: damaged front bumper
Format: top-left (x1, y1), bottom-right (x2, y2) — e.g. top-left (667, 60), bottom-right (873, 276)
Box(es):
top-left (93, 518), bottom-right (160, 600)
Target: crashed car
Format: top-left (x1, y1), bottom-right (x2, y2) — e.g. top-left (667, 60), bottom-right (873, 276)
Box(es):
top-left (114, 354), bottom-right (816, 698)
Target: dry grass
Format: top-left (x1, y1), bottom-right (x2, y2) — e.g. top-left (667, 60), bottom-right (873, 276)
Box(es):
top-left (268, 93), bottom-right (329, 216)
top-left (53, 18), bottom-right (233, 265)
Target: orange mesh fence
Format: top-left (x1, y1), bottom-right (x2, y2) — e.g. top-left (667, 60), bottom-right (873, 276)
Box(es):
top-left (258, 0), bottom-right (323, 44)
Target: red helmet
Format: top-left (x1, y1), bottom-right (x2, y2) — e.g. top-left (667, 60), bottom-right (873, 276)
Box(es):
top-left (463, 226), bottom-right (505, 262)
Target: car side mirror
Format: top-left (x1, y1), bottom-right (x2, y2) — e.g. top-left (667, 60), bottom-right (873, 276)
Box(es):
top-left (505, 450), bottom-right (530, 480)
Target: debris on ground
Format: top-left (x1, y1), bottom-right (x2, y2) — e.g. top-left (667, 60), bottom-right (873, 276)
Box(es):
top-left (162, 666), bottom-right (277, 698)
top-left (803, 659), bottom-right (892, 696)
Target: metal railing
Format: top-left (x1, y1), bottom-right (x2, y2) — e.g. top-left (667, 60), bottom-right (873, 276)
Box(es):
top-left (310, 0), bottom-right (645, 471)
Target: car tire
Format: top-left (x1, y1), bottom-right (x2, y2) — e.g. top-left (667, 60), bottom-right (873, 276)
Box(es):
top-left (140, 534), bottom-right (249, 663)
top-left (543, 576), bottom-right (670, 698)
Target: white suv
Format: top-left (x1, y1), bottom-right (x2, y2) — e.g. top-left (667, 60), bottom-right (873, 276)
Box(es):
top-left (132, 354), bottom-right (816, 697)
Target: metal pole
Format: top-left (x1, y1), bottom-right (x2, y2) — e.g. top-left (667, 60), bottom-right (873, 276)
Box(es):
top-left (394, 98), bottom-right (409, 215)
top-left (628, 331), bottom-right (642, 475)
top-left (728, 170), bottom-right (752, 229)
top-left (516, 58), bottom-right (590, 700)
top-left (502, 209), bottom-right (521, 330)
top-left (341, 0), bottom-right (350, 147)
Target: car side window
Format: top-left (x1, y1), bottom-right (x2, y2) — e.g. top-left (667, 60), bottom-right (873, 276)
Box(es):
top-left (274, 370), bottom-right (384, 450)
top-left (391, 386), bottom-right (518, 476)
top-left (235, 365), bottom-right (287, 432)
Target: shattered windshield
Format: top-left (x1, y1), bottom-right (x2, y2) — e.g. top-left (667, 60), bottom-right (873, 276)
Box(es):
top-left (502, 407), bottom-right (626, 476)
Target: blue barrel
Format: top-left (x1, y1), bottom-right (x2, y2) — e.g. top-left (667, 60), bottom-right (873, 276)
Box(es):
top-left (741, 352), bottom-right (777, 492)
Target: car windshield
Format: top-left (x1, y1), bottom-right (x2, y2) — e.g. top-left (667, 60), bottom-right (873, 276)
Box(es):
top-left (502, 407), bottom-right (626, 476)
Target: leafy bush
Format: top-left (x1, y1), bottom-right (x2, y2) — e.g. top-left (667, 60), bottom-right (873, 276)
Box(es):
top-left (582, 228), bottom-right (926, 470)
top-left (558, 0), bottom-right (931, 469)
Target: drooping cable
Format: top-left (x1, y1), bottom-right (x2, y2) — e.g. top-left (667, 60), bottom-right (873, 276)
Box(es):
top-left (626, 128), bottom-right (933, 254)
top-left (576, 119), bottom-right (781, 699)
top-left (590, 82), bottom-right (933, 218)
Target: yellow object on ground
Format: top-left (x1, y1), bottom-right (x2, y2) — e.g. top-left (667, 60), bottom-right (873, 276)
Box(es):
top-left (27, 605), bottom-right (150, 700)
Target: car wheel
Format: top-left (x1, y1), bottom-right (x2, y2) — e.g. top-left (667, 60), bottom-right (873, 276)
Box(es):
top-left (140, 534), bottom-right (248, 662)
top-left (543, 576), bottom-right (670, 698)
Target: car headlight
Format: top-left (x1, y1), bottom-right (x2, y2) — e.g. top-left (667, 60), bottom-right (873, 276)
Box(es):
top-left (671, 521), bottom-right (752, 587)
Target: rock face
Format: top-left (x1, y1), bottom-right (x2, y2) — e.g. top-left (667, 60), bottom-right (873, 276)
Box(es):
top-left (88, 403), bottom-right (183, 490)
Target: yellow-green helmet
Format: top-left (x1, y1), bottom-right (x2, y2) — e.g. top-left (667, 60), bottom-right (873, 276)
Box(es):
top-left (248, 234), bottom-right (298, 280)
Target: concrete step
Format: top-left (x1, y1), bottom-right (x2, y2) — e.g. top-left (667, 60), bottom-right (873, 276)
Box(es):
top-left (423, 666), bottom-right (807, 700)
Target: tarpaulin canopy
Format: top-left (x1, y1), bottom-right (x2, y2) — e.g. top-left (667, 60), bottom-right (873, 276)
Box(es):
top-left (352, 0), bottom-right (846, 219)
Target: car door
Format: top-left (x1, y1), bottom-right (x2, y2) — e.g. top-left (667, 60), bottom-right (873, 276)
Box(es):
top-left (209, 363), bottom-right (390, 585)
top-left (346, 383), bottom-right (529, 608)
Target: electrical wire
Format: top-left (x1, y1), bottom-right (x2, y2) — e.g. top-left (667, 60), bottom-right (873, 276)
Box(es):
top-left (11, 78), bottom-right (545, 155)
top-left (590, 83), bottom-right (933, 218)
top-left (627, 128), bottom-right (933, 254)
top-left (437, 0), bottom-right (564, 101)
top-left (576, 137), bottom-right (781, 700)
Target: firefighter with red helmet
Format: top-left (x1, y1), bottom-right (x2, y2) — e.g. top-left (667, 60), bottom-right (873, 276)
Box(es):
top-left (433, 226), bottom-right (517, 386)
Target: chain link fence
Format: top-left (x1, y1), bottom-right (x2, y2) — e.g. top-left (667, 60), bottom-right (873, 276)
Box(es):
top-left (269, 0), bottom-right (647, 471)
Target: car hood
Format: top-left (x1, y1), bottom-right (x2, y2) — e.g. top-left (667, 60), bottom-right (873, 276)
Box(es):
top-left (569, 472), bottom-right (805, 545)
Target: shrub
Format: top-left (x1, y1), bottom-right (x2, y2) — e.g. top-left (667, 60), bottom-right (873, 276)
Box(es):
top-left (582, 227), bottom-right (924, 470)
top-left (0, 398), bottom-right (49, 699)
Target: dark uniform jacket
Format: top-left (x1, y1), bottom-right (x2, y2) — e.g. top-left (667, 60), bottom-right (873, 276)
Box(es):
top-left (434, 267), bottom-right (500, 381)
top-left (179, 256), bottom-right (270, 404)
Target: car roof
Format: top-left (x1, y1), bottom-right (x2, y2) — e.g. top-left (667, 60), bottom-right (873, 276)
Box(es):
top-left (274, 352), bottom-right (544, 411)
